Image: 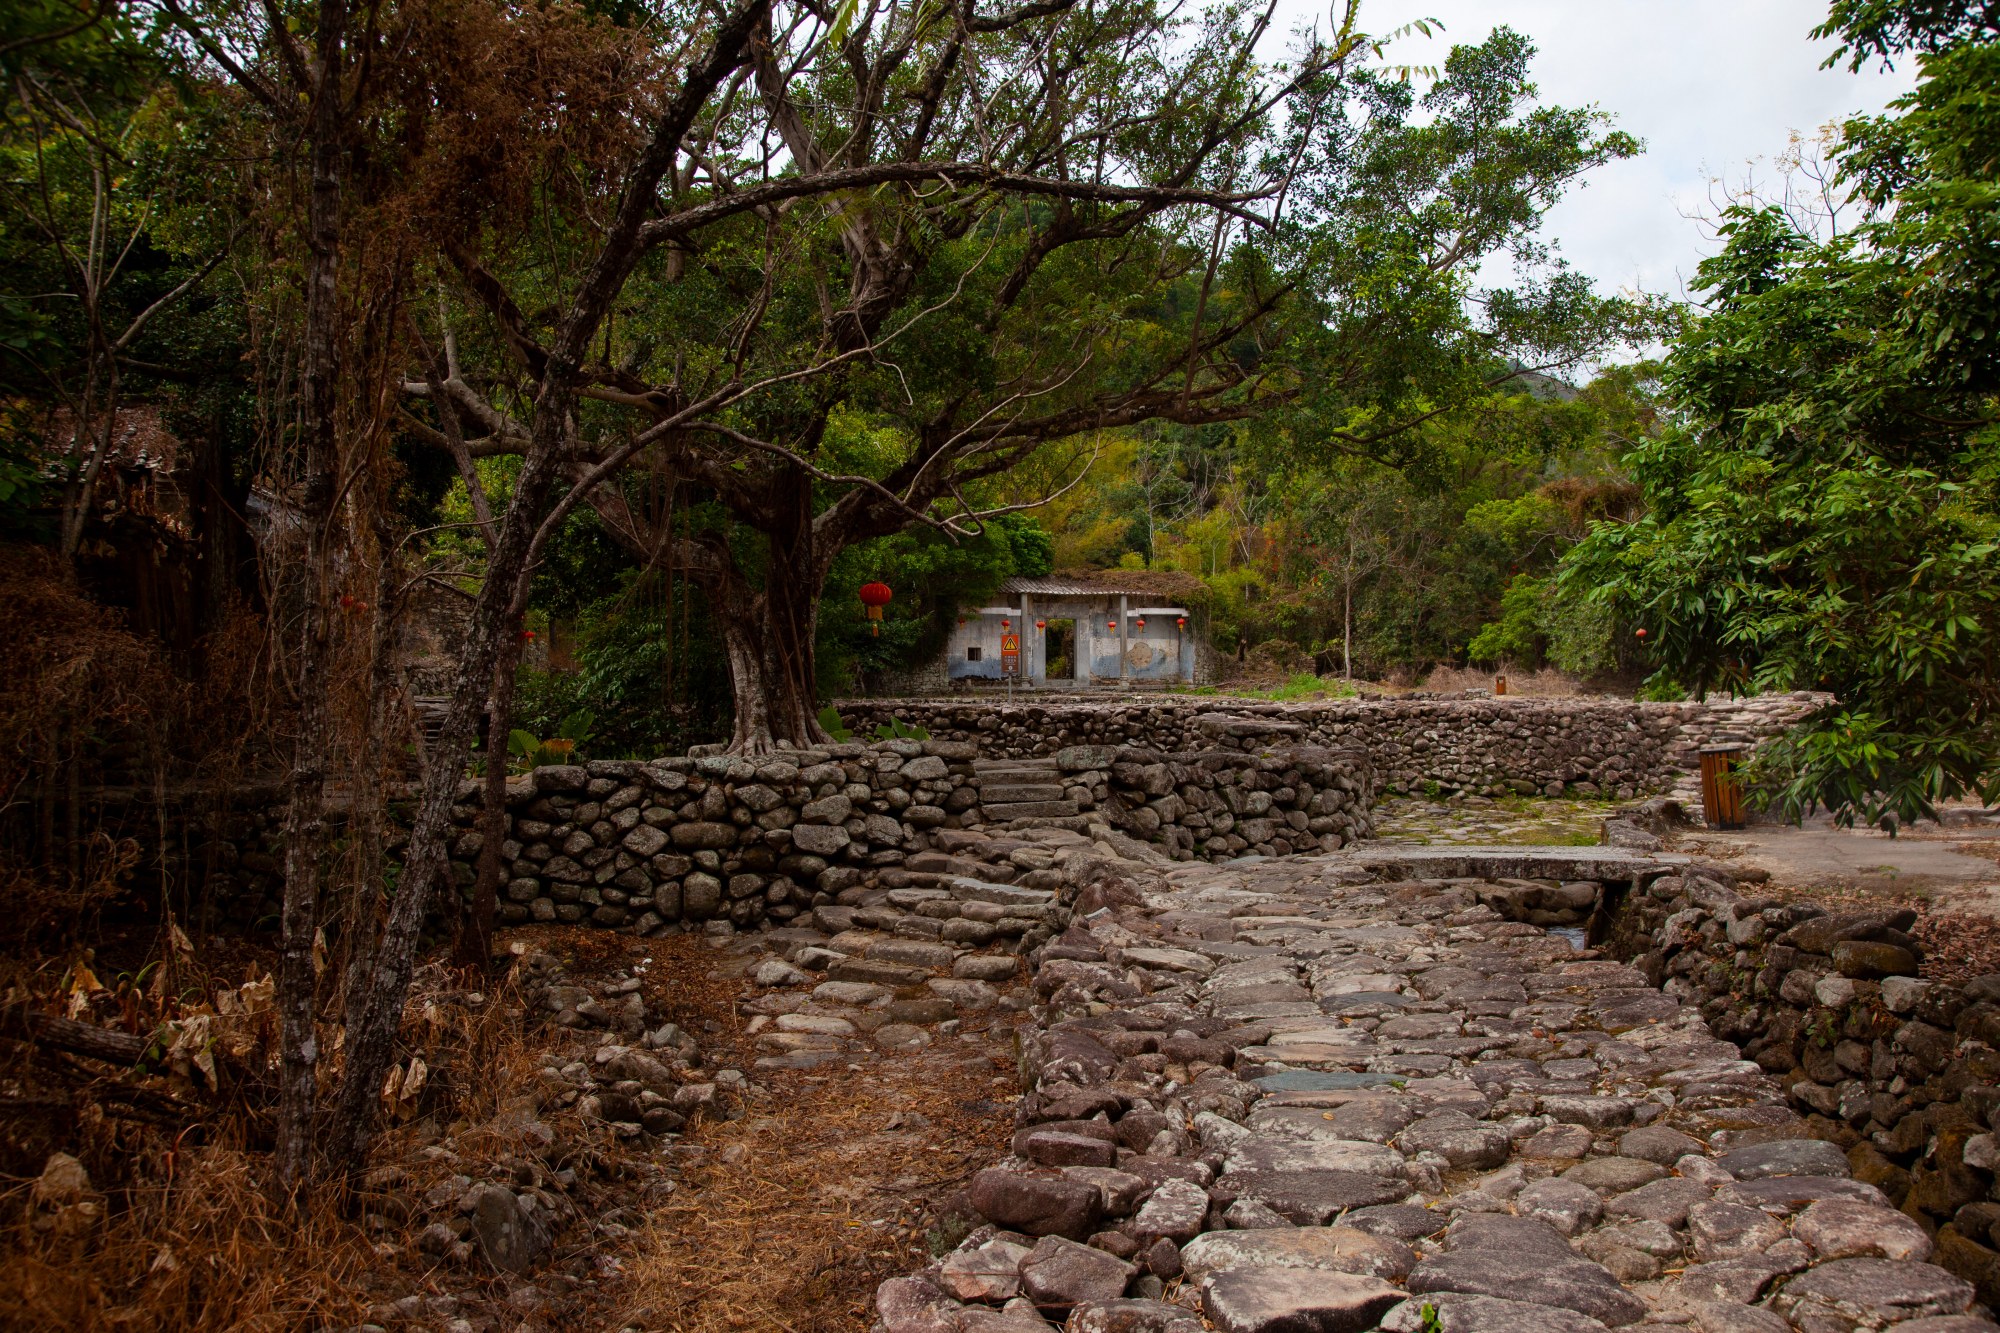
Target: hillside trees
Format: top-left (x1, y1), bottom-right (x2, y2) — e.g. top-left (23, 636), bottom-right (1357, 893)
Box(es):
top-left (1559, 0), bottom-right (2000, 825)
top-left (0, 1), bottom-right (242, 558)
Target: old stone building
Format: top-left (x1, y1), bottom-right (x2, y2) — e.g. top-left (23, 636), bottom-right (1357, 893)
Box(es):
top-left (939, 573), bottom-right (1215, 689)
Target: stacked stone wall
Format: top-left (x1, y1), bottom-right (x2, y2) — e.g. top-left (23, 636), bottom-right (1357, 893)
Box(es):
top-left (838, 692), bottom-right (1824, 800)
top-left (440, 741), bottom-right (984, 935)
top-left (1045, 744), bottom-right (1374, 861)
top-left (1604, 870), bottom-right (2000, 1302)
top-left (437, 741), bottom-right (1377, 934)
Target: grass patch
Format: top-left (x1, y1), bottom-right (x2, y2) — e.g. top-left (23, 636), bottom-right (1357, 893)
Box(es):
top-left (1236, 674), bottom-right (1360, 703)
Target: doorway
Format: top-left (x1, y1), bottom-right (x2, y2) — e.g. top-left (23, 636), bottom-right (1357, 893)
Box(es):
top-left (1042, 618), bottom-right (1075, 681)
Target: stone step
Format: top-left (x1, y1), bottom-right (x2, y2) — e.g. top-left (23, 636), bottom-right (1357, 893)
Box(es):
top-left (980, 799), bottom-right (1081, 820)
top-left (974, 762), bottom-right (1061, 778)
top-left (979, 783), bottom-right (1067, 803)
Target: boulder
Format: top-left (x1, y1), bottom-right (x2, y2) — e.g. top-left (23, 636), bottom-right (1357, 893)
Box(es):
top-left (1199, 1267), bottom-right (1402, 1333)
top-left (968, 1168), bottom-right (1104, 1239)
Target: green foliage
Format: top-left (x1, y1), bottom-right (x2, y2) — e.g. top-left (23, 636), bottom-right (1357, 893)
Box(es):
top-left (1241, 674), bottom-right (1360, 702)
top-left (506, 710), bottom-right (595, 771)
top-left (872, 716), bottom-right (931, 742)
top-left (1542, 583), bottom-right (1618, 676)
top-left (1559, 8), bottom-right (2000, 826)
top-left (816, 707), bottom-right (854, 742)
top-left (1468, 575), bottom-right (1549, 666)
top-left (509, 570), bottom-right (735, 758)
top-left (1268, 27), bottom-right (1664, 479)
top-left (1467, 570), bottom-right (1618, 674)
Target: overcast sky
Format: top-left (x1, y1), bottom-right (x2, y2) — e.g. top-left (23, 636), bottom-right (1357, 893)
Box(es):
top-left (1283, 0), bottom-right (1918, 301)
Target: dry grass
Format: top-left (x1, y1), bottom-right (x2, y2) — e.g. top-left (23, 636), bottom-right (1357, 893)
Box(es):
top-left (0, 944), bottom-right (555, 1333)
top-left (623, 1051), bottom-right (1015, 1333)
top-left (0, 1144), bottom-right (379, 1332)
top-left (600, 930), bottom-right (1019, 1333)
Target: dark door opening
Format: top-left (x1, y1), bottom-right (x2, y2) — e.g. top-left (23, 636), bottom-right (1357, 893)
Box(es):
top-left (1043, 618), bottom-right (1075, 680)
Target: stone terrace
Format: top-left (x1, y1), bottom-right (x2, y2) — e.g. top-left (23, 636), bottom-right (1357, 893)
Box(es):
top-left (839, 693), bottom-right (1826, 805)
top-left (839, 835), bottom-right (1999, 1333)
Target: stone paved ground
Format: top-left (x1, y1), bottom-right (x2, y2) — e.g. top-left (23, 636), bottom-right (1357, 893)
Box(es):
top-left (849, 834), bottom-right (1999, 1333)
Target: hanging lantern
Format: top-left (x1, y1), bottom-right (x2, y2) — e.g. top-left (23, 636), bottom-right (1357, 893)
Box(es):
top-left (1176, 616), bottom-right (1186, 630)
top-left (858, 581), bottom-right (893, 637)
top-left (1035, 619), bottom-right (1046, 630)
top-left (1136, 616), bottom-right (1146, 631)
top-left (1001, 619), bottom-right (1010, 630)
top-left (1635, 628), bottom-right (1649, 640)
top-left (1106, 619), bottom-right (1117, 632)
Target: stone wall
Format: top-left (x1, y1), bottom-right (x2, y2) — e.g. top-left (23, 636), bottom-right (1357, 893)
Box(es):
top-left (1605, 869), bottom-right (2000, 1303)
top-left (439, 740), bottom-right (1376, 935)
top-left (1042, 744), bottom-right (1374, 862)
top-left (837, 692), bottom-right (1825, 801)
top-left (443, 742), bottom-right (984, 935)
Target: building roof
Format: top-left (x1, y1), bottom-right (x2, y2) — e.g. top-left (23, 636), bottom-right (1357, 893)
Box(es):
top-left (1000, 569), bottom-right (1209, 601)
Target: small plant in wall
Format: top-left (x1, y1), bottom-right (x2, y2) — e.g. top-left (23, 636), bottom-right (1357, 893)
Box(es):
top-left (816, 706), bottom-right (855, 742)
top-left (873, 716), bottom-right (931, 743)
top-left (510, 710), bottom-right (596, 772)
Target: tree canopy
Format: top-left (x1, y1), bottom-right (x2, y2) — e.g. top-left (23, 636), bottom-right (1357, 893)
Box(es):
top-left (1559, 0), bottom-right (2000, 825)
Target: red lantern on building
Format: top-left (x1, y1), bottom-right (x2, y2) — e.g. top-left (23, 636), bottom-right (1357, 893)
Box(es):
top-left (1176, 616), bottom-right (1186, 630)
top-left (1035, 619), bottom-right (1046, 630)
top-left (1001, 619), bottom-right (1010, 630)
top-left (1106, 619), bottom-right (1116, 632)
top-left (1136, 616), bottom-right (1146, 631)
top-left (858, 581), bottom-right (893, 637)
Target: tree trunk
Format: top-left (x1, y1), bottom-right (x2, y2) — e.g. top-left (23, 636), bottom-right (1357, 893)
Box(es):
top-left (322, 435), bottom-right (566, 1180)
top-left (1343, 581), bottom-right (1352, 680)
top-left (459, 624), bottom-right (522, 971)
top-left (716, 483), bottom-right (834, 754)
top-left (274, 0), bottom-right (349, 1195)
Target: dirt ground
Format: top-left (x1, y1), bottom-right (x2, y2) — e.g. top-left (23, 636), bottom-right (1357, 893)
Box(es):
top-left (608, 933), bottom-right (1024, 1333)
top-left (1679, 813), bottom-right (2000, 916)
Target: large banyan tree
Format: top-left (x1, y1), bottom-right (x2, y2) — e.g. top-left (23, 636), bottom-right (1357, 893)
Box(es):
top-left (401, 0), bottom-right (1368, 754)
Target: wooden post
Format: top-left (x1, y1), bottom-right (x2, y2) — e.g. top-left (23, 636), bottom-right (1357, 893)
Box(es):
top-left (1699, 746), bottom-right (1746, 829)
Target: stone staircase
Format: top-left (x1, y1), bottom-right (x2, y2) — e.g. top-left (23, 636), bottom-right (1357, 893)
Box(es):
top-left (973, 757), bottom-right (1080, 822)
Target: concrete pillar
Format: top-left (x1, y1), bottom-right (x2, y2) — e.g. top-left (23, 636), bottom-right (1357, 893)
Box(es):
top-left (1021, 593), bottom-right (1034, 682)
top-left (1118, 594), bottom-right (1129, 681)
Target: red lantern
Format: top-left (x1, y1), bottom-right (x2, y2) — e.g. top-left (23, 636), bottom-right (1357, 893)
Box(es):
top-left (1136, 617), bottom-right (1146, 631)
top-left (1001, 619), bottom-right (1010, 630)
top-left (1635, 628), bottom-right (1649, 640)
top-left (858, 581), bottom-right (893, 637)
top-left (1176, 616), bottom-right (1186, 630)
top-left (1106, 619), bottom-right (1116, 632)
top-left (1035, 619), bottom-right (1046, 630)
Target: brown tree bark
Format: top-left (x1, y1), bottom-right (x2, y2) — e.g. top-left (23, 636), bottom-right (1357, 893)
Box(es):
top-left (321, 0), bottom-right (771, 1179)
top-left (274, 0), bottom-right (351, 1194)
top-left (459, 623), bottom-right (522, 970)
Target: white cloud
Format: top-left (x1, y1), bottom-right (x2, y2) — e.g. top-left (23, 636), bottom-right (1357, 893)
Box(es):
top-left (1280, 0), bottom-right (1917, 300)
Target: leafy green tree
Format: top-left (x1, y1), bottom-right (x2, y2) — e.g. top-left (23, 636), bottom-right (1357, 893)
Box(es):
top-left (1560, 0), bottom-right (2000, 825)
top-left (1269, 27), bottom-right (1661, 476)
